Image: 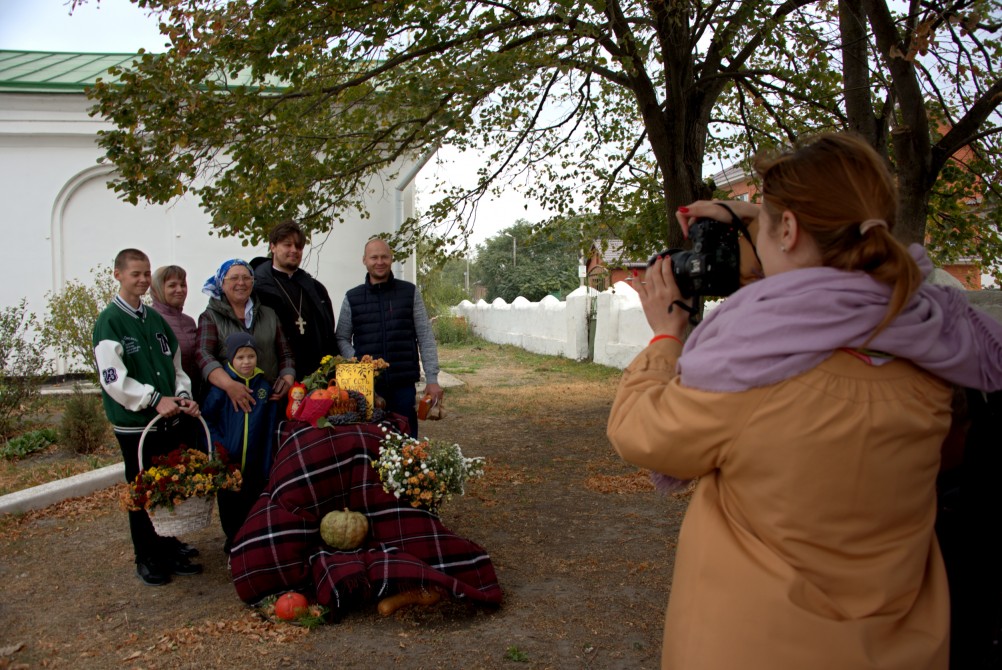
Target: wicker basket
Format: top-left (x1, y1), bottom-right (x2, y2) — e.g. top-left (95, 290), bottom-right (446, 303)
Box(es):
top-left (147, 495), bottom-right (215, 536)
top-left (138, 414), bottom-right (215, 536)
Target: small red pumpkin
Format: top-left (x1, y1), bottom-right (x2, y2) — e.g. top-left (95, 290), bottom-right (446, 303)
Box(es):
top-left (311, 388), bottom-right (334, 401)
top-left (274, 592), bottom-right (309, 620)
top-left (327, 381), bottom-right (350, 403)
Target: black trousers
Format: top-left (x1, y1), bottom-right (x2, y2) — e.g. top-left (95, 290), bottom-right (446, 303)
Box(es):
top-left (217, 473), bottom-right (265, 549)
top-left (116, 416), bottom-right (199, 561)
top-left (378, 383), bottom-right (418, 438)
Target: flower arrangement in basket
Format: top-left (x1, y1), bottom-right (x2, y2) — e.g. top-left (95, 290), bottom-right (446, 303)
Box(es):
top-left (292, 354), bottom-right (391, 426)
top-left (372, 427), bottom-right (485, 514)
top-left (122, 446), bottom-right (242, 535)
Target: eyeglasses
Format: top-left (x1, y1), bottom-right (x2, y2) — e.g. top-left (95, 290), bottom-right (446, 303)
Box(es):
top-left (225, 275), bottom-right (253, 284)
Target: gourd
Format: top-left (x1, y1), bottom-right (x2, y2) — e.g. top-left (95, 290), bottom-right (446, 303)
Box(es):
top-left (320, 508), bottom-right (369, 550)
top-left (274, 592), bottom-right (309, 620)
top-left (377, 588), bottom-right (442, 616)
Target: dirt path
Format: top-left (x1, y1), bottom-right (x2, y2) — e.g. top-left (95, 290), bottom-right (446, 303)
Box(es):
top-left (0, 344), bottom-right (689, 669)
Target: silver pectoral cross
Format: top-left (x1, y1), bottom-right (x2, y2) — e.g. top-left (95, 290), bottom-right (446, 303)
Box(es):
top-left (295, 316), bottom-right (306, 335)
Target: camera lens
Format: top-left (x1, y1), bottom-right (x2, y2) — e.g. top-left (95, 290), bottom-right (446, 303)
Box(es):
top-left (646, 218), bottom-right (741, 300)
top-left (668, 250), bottom-right (699, 298)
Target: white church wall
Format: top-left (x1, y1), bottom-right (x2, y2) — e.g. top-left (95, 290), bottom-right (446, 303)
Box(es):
top-left (0, 90), bottom-right (414, 371)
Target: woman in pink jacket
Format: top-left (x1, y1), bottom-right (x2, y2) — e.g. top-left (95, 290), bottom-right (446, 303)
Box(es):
top-left (151, 265), bottom-right (201, 400)
top-left (608, 133), bottom-right (1002, 670)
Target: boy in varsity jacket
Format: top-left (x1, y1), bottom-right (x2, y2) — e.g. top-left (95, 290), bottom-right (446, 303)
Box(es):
top-left (93, 249), bottom-right (203, 586)
top-left (201, 332), bottom-right (277, 553)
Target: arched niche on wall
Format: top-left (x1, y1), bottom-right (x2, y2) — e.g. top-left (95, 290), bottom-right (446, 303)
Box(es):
top-left (50, 163), bottom-right (175, 289)
top-left (49, 164), bottom-right (234, 307)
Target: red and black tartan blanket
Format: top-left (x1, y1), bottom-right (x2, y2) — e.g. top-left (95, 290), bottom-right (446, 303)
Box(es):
top-left (229, 419), bottom-right (503, 613)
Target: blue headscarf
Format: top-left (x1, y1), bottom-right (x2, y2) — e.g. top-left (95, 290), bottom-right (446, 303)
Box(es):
top-left (202, 259), bottom-right (252, 300)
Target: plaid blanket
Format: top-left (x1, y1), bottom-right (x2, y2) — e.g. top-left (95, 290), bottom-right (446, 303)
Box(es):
top-left (229, 420), bottom-right (503, 613)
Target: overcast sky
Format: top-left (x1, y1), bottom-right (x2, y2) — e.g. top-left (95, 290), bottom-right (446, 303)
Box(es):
top-left (0, 0), bottom-right (541, 251)
top-left (0, 0), bottom-right (167, 53)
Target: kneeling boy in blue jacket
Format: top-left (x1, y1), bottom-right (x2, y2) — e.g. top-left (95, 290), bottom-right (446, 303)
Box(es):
top-left (202, 332), bottom-right (278, 553)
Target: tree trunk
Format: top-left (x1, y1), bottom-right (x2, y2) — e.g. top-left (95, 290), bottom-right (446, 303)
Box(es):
top-left (862, 0), bottom-right (932, 245)
top-left (840, 0), bottom-right (887, 155)
top-left (892, 128), bottom-right (933, 245)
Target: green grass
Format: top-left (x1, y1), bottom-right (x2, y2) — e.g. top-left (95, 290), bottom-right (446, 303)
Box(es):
top-left (436, 341), bottom-right (622, 420)
top-left (441, 341), bottom-right (621, 383)
top-left (440, 364), bottom-right (479, 375)
top-left (504, 645), bottom-right (529, 662)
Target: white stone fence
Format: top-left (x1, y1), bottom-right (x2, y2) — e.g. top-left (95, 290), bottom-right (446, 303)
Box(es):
top-left (453, 284), bottom-right (1002, 370)
top-left (453, 282), bottom-right (651, 369)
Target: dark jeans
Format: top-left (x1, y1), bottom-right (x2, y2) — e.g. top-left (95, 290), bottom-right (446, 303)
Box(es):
top-left (218, 473), bottom-right (265, 549)
top-left (116, 416), bottom-right (196, 561)
top-left (378, 383), bottom-right (418, 437)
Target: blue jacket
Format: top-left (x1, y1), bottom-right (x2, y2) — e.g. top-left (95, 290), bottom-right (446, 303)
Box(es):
top-left (201, 364), bottom-right (277, 480)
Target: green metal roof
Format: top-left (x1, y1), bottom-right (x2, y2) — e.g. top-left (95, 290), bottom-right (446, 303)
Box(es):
top-left (0, 50), bottom-right (287, 93)
top-left (0, 50), bottom-right (140, 93)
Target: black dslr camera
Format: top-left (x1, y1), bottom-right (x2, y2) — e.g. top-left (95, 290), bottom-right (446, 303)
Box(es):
top-left (649, 217), bottom-right (742, 299)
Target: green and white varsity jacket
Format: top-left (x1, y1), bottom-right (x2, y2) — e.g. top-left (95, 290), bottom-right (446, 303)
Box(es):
top-left (93, 295), bottom-right (192, 434)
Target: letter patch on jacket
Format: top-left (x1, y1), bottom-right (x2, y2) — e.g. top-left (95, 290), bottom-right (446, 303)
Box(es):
top-left (155, 332), bottom-right (171, 356)
top-left (102, 368), bottom-right (118, 385)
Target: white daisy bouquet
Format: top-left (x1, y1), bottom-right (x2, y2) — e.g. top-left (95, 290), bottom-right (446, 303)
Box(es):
top-left (372, 427), bottom-right (485, 514)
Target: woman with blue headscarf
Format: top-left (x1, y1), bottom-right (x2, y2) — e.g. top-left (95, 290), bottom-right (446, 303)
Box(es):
top-left (196, 259), bottom-right (295, 412)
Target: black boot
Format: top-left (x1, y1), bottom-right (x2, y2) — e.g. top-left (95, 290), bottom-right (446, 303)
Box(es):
top-left (136, 556), bottom-right (171, 586)
top-left (161, 536), bottom-right (200, 559)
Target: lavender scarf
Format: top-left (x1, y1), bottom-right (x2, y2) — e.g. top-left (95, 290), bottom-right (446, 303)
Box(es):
top-left (678, 244), bottom-right (1002, 393)
top-left (650, 245), bottom-right (1002, 495)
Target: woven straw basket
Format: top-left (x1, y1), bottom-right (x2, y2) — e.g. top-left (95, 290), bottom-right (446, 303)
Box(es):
top-left (138, 414), bottom-right (215, 536)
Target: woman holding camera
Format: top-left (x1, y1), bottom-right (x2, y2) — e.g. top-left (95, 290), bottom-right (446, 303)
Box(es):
top-left (607, 133), bottom-right (1002, 670)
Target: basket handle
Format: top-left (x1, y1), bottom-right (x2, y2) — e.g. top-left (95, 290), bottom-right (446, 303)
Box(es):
top-left (137, 413), bottom-right (212, 473)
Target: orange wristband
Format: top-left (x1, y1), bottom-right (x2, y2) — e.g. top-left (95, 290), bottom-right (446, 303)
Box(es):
top-left (649, 334), bottom-right (682, 346)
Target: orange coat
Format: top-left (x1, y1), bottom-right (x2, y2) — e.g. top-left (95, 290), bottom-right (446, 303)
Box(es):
top-left (608, 340), bottom-right (952, 670)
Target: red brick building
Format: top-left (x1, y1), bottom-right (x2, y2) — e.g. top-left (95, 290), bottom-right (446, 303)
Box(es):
top-left (584, 239), bottom-right (647, 291)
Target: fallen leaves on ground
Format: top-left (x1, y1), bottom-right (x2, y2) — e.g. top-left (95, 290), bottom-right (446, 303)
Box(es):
top-left (583, 470), bottom-right (655, 494)
top-left (117, 611), bottom-right (309, 664)
top-left (0, 642), bottom-right (25, 657)
top-left (0, 485), bottom-right (122, 542)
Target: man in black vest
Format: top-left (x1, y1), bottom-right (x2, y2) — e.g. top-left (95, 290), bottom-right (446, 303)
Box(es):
top-left (251, 220), bottom-right (337, 377)
top-left (335, 238), bottom-right (443, 437)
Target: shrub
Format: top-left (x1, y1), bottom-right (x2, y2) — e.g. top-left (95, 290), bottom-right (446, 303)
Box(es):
top-left (43, 265), bottom-right (118, 378)
top-left (433, 316), bottom-right (474, 344)
top-left (59, 390), bottom-right (109, 455)
top-left (0, 300), bottom-right (51, 438)
top-left (1, 428), bottom-right (58, 460)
